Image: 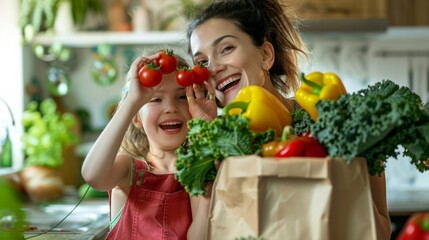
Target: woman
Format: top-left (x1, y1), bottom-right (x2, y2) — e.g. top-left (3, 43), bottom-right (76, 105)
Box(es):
top-left (186, 0), bottom-right (306, 117)
top-left (185, 0), bottom-right (391, 239)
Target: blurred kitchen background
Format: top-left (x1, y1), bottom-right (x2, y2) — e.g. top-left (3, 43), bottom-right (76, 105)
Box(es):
top-left (1, 0), bottom-right (429, 239)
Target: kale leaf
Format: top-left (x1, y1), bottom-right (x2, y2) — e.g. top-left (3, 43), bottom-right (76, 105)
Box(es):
top-left (293, 79), bottom-right (429, 175)
top-left (291, 108), bottom-right (313, 135)
top-left (175, 114), bottom-right (275, 196)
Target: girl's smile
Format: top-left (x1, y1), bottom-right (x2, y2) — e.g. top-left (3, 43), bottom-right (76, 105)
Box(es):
top-left (158, 119), bottom-right (185, 135)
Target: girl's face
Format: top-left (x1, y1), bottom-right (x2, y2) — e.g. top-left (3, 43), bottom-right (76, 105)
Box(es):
top-left (137, 73), bottom-right (191, 151)
top-left (190, 18), bottom-right (271, 106)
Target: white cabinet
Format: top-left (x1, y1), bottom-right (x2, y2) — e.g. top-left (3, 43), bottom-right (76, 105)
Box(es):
top-left (366, 35), bottom-right (429, 191)
top-left (367, 32), bottom-right (429, 103)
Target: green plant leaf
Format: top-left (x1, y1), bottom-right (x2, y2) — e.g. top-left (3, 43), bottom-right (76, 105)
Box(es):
top-left (21, 99), bottom-right (79, 168)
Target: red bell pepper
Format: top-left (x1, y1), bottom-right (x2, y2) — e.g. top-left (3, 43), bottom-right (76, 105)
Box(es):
top-left (274, 132), bottom-right (328, 158)
top-left (397, 212), bottom-right (429, 240)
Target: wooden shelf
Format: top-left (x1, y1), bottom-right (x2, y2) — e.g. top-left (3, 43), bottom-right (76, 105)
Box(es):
top-left (32, 31), bottom-right (187, 47)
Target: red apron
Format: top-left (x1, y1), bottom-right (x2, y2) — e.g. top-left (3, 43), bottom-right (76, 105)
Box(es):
top-left (106, 159), bottom-right (192, 240)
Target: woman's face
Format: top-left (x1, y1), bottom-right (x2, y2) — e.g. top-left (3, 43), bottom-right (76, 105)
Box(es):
top-left (190, 18), bottom-right (269, 106)
top-left (138, 74), bottom-right (191, 151)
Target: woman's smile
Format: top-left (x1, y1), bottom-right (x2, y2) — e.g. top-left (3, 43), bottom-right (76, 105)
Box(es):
top-left (216, 74), bottom-right (241, 92)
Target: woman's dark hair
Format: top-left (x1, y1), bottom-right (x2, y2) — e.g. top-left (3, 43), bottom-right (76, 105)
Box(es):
top-left (187, 0), bottom-right (307, 95)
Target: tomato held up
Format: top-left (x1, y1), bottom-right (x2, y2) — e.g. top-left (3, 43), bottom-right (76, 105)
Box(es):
top-left (175, 68), bottom-right (194, 87)
top-left (155, 49), bottom-right (177, 74)
top-left (138, 63), bottom-right (162, 87)
top-left (192, 64), bottom-right (210, 85)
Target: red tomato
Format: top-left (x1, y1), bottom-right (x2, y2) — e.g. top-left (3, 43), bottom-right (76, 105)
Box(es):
top-left (155, 50), bottom-right (177, 74)
top-left (192, 64), bottom-right (210, 85)
top-left (175, 68), bottom-right (194, 87)
top-left (138, 64), bottom-right (162, 87)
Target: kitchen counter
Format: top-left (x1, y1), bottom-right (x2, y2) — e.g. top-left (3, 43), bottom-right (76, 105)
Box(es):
top-left (387, 188), bottom-right (429, 239)
top-left (23, 190), bottom-right (109, 240)
top-left (387, 188), bottom-right (429, 215)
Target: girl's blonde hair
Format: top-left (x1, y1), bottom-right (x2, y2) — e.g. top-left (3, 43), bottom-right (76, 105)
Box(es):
top-left (117, 53), bottom-right (191, 159)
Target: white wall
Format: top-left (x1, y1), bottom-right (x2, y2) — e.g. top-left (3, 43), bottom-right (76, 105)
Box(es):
top-left (0, 0), bottom-right (24, 172)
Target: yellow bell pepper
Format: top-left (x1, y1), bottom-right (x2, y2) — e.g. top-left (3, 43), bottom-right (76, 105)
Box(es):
top-left (222, 85), bottom-right (292, 137)
top-left (295, 71), bottom-right (347, 121)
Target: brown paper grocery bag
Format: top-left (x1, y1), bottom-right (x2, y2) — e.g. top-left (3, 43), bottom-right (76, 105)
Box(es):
top-left (207, 155), bottom-right (377, 240)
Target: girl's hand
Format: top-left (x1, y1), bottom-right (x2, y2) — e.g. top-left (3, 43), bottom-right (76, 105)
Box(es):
top-left (124, 53), bottom-right (161, 108)
top-left (186, 81), bottom-right (218, 121)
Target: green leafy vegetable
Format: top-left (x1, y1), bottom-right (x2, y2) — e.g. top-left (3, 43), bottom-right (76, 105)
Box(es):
top-left (291, 108), bottom-right (313, 135)
top-left (21, 99), bottom-right (79, 168)
top-left (293, 79), bottom-right (429, 175)
top-left (175, 114), bottom-right (275, 196)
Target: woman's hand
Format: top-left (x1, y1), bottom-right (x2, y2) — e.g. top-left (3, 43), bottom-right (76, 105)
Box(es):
top-left (186, 81), bottom-right (218, 121)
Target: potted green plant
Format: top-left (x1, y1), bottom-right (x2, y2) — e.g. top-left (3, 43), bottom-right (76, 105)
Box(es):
top-left (20, 98), bottom-right (79, 202)
top-left (19, 0), bottom-right (104, 43)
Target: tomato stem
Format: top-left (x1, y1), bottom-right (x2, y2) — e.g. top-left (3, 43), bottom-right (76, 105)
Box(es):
top-left (146, 61), bottom-right (160, 70)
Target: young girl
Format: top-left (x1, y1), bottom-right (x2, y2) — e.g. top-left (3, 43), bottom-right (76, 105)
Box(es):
top-left (185, 0), bottom-right (391, 239)
top-left (81, 52), bottom-right (216, 240)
